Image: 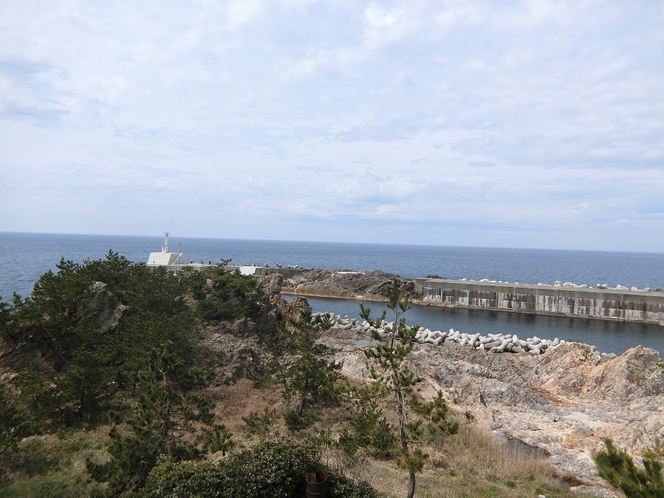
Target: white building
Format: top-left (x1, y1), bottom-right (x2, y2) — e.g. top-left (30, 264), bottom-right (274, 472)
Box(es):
top-left (147, 232), bottom-right (184, 269)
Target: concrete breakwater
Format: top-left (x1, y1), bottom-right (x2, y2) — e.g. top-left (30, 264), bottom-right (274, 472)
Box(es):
top-left (313, 311), bottom-right (568, 355)
top-left (415, 278), bottom-right (664, 325)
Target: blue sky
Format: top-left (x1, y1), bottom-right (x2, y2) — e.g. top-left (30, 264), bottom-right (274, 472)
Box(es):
top-left (1, 0), bottom-right (663, 252)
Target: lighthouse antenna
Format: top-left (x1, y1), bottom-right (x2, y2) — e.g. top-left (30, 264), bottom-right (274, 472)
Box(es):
top-left (163, 231), bottom-right (169, 253)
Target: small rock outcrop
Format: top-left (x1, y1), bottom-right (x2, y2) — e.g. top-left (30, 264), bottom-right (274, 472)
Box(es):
top-left (282, 269), bottom-right (413, 300)
top-left (205, 276), bottom-right (311, 385)
top-left (87, 281), bottom-right (126, 334)
top-left (205, 327), bottom-right (269, 385)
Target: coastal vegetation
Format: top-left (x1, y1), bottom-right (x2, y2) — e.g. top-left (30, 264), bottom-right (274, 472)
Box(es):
top-left (594, 439), bottom-right (664, 497)
top-left (0, 253), bottom-right (377, 496)
top-left (0, 254), bottom-right (657, 497)
top-left (275, 307), bottom-right (342, 431)
top-left (350, 280), bottom-right (459, 498)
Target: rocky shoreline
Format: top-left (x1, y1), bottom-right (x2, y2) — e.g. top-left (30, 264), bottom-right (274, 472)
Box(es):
top-left (316, 313), bottom-right (663, 498)
top-left (272, 271), bottom-right (664, 497)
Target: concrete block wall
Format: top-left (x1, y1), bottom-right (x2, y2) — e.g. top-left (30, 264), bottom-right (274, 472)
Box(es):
top-left (414, 278), bottom-right (664, 324)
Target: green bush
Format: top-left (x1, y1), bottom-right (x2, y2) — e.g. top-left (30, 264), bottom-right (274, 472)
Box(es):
top-left (594, 438), bottom-right (664, 497)
top-left (139, 441), bottom-right (382, 498)
top-left (187, 266), bottom-right (266, 323)
top-left (140, 441), bottom-right (310, 497)
top-left (284, 409), bottom-right (312, 432)
top-left (277, 307), bottom-right (342, 431)
top-left (242, 407), bottom-right (278, 441)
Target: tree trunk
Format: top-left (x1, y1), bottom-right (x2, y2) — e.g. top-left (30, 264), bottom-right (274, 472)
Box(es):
top-left (407, 469), bottom-right (416, 498)
top-left (396, 385), bottom-right (416, 498)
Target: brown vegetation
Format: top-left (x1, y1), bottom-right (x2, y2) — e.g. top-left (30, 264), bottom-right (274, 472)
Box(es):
top-left (207, 377), bottom-right (591, 498)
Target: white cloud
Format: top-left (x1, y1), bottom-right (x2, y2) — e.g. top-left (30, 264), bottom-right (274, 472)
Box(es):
top-left (225, 0), bottom-right (264, 30)
top-left (0, 0), bottom-right (662, 251)
top-left (364, 3), bottom-right (401, 29)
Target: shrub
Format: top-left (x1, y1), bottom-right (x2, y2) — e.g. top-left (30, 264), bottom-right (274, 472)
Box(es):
top-left (284, 409), bottom-right (312, 432)
top-left (140, 441), bottom-right (310, 498)
top-left (139, 440), bottom-right (382, 498)
top-left (594, 438), bottom-right (664, 497)
top-left (277, 308), bottom-right (342, 431)
top-left (242, 407), bottom-right (279, 441)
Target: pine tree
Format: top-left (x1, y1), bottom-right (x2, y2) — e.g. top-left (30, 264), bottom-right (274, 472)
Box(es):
top-left (87, 341), bottom-right (232, 496)
top-left (354, 279), bottom-right (458, 498)
top-left (277, 307), bottom-right (342, 431)
top-left (594, 438), bottom-right (664, 497)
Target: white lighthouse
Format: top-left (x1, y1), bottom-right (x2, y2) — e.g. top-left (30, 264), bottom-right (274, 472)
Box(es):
top-left (147, 231), bottom-right (184, 268)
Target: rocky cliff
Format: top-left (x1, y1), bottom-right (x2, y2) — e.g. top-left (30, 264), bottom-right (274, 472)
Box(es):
top-left (316, 318), bottom-right (663, 497)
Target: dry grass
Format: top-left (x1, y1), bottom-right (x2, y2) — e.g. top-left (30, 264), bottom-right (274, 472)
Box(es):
top-left (437, 422), bottom-right (555, 481)
top-left (212, 379), bottom-right (594, 498)
top-left (208, 377), bottom-right (285, 436)
top-left (0, 379), bottom-right (599, 498)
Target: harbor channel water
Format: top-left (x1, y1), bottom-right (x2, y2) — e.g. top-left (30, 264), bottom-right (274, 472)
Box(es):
top-left (294, 296), bottom-right (664, 356)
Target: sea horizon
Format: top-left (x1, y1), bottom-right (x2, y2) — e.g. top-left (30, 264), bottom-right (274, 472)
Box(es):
top-left (3, 230), bottom-right (664, 298)
top-left (2, 230), bottom-right (663, 257)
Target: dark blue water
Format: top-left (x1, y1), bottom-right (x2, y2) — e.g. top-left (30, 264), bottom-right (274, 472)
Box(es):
top-left (299, 297), bottom-right (664, 356)
top-left (1, 232), bottom-right (663, 354)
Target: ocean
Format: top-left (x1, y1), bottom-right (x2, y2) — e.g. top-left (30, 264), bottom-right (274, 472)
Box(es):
top-left (1, 231), bottom-right (663, 355)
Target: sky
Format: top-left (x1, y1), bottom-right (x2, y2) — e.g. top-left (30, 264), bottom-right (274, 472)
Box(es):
top-left (1, 0), bottom-right (663, 252)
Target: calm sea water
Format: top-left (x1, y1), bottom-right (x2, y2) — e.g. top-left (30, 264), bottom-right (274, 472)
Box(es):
top-left (1, 232), bottom-right (663, 354)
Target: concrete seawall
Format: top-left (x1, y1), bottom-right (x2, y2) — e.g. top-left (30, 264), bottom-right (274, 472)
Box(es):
top-left (415, 278), bottom-right (664, 325)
